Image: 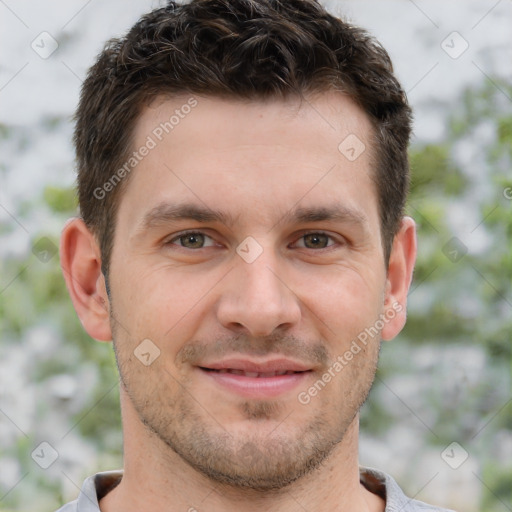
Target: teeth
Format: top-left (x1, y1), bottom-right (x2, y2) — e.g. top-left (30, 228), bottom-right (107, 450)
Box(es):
top-left (217, 369), bottom-right (298, 377)
top-left (204, 367), bottom-right (302, 377)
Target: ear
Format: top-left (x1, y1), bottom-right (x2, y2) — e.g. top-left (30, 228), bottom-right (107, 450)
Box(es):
top-left (60, 217), bottom-right (112, 342)
top-left (381, 216), bottom-right (417, 341)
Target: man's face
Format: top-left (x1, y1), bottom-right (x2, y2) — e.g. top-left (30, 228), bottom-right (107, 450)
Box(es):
top-left (108, 92), bottom-right (389, 490)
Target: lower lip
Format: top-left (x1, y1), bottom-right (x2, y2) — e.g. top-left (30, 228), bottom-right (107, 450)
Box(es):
top-left (198, 368), bottom-right (312, 399)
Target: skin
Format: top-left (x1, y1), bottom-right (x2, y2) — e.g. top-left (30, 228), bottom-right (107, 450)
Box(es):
top-left (60, 91), bottom-right (416, 512)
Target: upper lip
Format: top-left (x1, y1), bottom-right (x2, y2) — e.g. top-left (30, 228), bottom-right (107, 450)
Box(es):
top-left (198, 358), bottom-right (313, 373)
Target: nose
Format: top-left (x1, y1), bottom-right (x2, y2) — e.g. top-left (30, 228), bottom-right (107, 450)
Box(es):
top-left (216, 248), bottom-right (302, 337)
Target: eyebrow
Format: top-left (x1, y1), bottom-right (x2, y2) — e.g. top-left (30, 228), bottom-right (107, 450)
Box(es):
top-left (279, 205), bottom-right (367, 227)
top-left (137, 201), bottom-right (368, 233)
top-left (138, 202), bottom-right (239, 232)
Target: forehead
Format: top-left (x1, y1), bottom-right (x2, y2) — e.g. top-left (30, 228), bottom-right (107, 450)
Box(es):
top-left (139, 91), bottom-right (373, 153)
top-left (117, 92), bottom-right (378, 233)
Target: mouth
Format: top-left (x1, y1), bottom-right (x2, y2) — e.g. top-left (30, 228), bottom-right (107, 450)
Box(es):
top-left (199, 368), bottom-right (304, 378)
top-left (196, 359), bottom-right (313, 398)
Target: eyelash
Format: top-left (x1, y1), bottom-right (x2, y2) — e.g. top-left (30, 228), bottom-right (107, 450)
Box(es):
top-left (166, 230), bottom-right (341, 251)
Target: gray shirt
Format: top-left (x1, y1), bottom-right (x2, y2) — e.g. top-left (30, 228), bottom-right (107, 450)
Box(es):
top-left (55, 467), bottom-right (456, 511)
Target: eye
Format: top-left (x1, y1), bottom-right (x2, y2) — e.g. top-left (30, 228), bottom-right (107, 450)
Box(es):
top-left (167, 231), bottom-right (216, 249)
top-left (293, 232), bottom-right (337, 250)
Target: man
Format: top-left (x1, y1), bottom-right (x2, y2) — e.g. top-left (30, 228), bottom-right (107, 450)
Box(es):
top-left (58, 0), bottom-right (454, 510)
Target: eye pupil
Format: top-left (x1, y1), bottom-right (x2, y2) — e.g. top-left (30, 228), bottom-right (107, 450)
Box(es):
top-left (182, 233), bottom-right (204, 248)
top-left (304, 233), bottom-right (328, 249)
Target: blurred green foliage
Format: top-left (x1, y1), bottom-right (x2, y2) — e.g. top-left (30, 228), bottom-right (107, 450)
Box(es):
top-left (43, 186), bottom-right (79, 214)
top-left (367, 79), bottom-right (512, 511)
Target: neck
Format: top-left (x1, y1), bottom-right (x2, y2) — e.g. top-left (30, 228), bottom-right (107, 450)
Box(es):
top-left (100, 389), bottom-right (384, 512)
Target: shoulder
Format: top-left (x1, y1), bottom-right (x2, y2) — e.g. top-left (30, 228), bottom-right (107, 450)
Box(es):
top-left (53, 469), bottom-right (123, 512)
top-left (360, 466), bottom-right (458, 512)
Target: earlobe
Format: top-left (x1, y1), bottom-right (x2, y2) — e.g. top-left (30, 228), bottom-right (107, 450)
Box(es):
top-left (381, 216), bottom-right (417, 341)
top-left (60, 217), bottom-right (113, 342)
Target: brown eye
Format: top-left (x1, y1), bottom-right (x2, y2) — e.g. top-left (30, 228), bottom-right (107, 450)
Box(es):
top-left (168, 232), bottom-right (216, 249)
top-left (179, 233), bottom-right (205, 248)
top-left (301, 233), bottom-right (331, 249)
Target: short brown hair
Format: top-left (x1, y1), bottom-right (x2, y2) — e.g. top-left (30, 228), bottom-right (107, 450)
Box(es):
top-left (74, 0), bottom-right (412, 278)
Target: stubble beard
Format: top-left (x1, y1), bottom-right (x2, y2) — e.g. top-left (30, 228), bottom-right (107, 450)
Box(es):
top-left (113, 337), bottom-right (379, 493)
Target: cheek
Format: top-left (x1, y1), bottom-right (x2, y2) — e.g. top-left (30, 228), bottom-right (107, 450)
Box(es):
top-left (111, 249), bottom-right (386, 352)
top-left (295, 265), bottom-right (385, 343)
top-left (110, 263), bottom-right (220, 348)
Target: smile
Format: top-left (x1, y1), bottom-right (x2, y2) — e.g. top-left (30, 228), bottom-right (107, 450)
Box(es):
top-left (197, 365), bottom-right (312, 399)
top-left (200, 368), bottom-right (301, 378)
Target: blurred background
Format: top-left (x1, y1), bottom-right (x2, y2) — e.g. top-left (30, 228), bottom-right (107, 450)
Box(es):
top-left (0, 1), bottom-right (511, 511)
